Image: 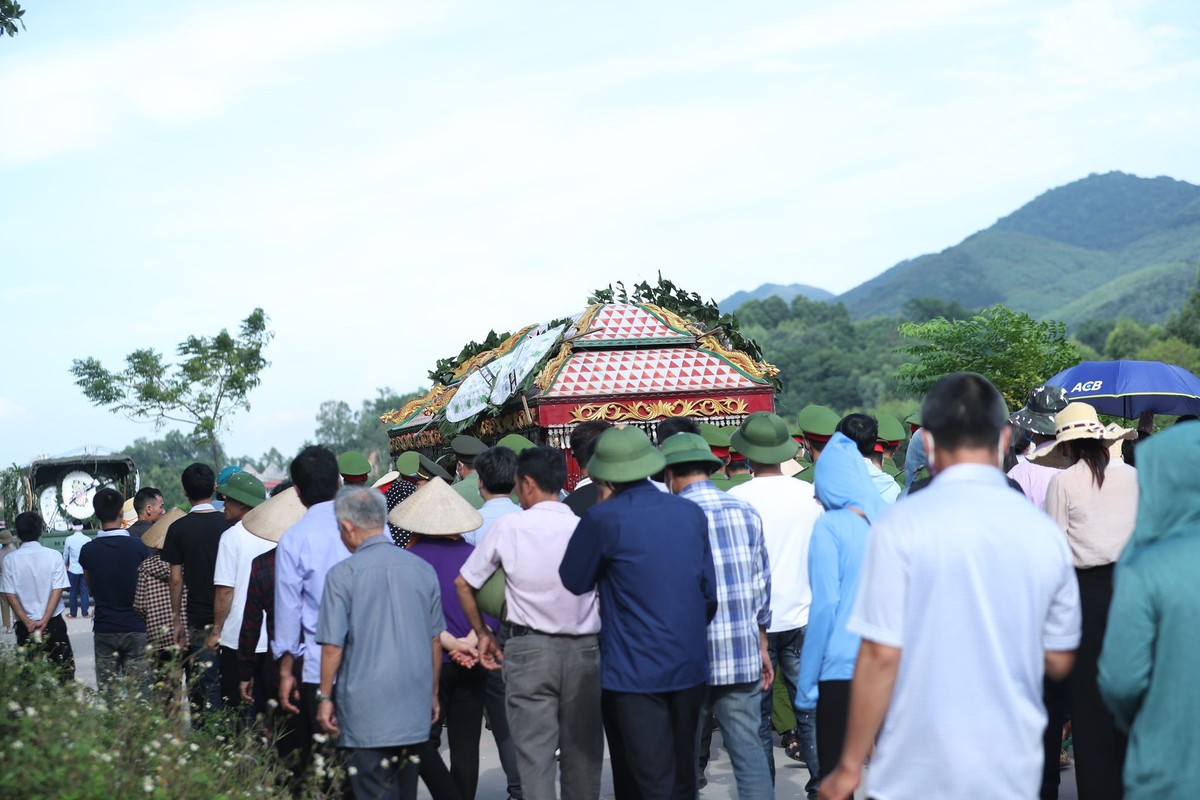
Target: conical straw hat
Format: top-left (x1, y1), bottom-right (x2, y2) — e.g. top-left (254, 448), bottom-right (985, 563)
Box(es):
top-left (142, 507), bottom-right (186, 550)
top-left (242, 487), bottom-right (306, 544)
top-left (388, 476), bottom-right (482, 537)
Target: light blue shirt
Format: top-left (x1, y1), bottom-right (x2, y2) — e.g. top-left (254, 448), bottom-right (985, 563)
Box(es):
top-left (272, 501), bottom-right (351, 685)
top-left (465, 497), bottom-right (520, 546)
top-left (63, 531), bottom-right (91, 575)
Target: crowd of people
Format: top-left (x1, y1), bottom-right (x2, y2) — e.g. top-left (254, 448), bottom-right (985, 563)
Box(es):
top-left (1, 370), bottom-right (1197, 799)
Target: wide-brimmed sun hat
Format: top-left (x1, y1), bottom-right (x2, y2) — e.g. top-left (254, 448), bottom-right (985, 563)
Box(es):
top-left (371, 470), bottom-right (400, 489)
top-left (588, 426), bottom-right (666, 483)
top-left (142, 507), bottom-right (186, 550)
top-left (731, 412), bottom-right (800, 465)
top-left (1029, 402), bottom-right (1137, 460)
top-left (388, 477), bottom-right (482, 536)
top-left (122, 498), bottom-right (137, 526)
top-left (660, 432), bottom-right (722, 473)
top-left (1010, 385), bottom-right (1070, 437)
top-left (242, 487), bottom-right (306, 543)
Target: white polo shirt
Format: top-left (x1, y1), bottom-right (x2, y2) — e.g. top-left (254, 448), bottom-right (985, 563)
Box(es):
top-left (213, 521), bottom-right (277, 651)
top-left (730, 474), bottom-right (823, 631)
top-left (0, 541), bottom-right (70, 620)
top-left (849, 464), bottom-right (1081, 800)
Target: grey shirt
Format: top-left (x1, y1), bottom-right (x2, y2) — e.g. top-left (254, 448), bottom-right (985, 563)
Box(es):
top-left (317, 534), bottom-right (444, 749)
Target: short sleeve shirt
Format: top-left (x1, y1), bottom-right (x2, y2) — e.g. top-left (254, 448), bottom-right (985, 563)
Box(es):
top-left (317, 535), bottom-right (444, 748)
top-left (848, 464), bottom-right (1081, 799)
top-left (213, 521), bottom-right (277, 650)
top-left (79, 534), bottom-right (151, 633)
top-left (162, 510), bottom-right (233, 627)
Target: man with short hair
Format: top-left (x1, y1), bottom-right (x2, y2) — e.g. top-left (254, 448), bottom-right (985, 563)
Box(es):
top-left (564, 420), bottom-right (612, 516)
top-left (274, 445), bottom-right (351, 782)
top-left (663, 433), bottom-right (775, 799)
top-left (316, 485), bottom-right (444, 800)
top-left (450, 435), bottom-right (488, 510)
top-left (819, 373), bottom-right (1082, 800)
top-left (80, 488), bottom-right (152, 692)
top-left (209, 470), bottom-right (273, 714)
top-left (728, 411), bottom-right (823, 795)
top-left (62, 521), bottom-right (91, 619)
top-left (163, 462), bottom-right (233, 718)
top-left (127, 487), bottom-right (166, 540)
top-left (459, 446), bottom-right (603, 800)
top-left (465, 446), bottom-right (519, 547)
top-left (1, 512), bottom-right (75, 682)
top-left (835, 413), bottom-right (901, 503)
top-left (560, 426), bottom-right (717, 800)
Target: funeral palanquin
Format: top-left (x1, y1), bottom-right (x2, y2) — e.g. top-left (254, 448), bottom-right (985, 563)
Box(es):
top-left (383, 302), bottom-right (778, 489)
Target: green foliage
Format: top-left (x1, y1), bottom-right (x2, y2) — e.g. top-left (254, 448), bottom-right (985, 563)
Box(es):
top-left (896, 305), bottom-right (1081, 410)
top-left (311, 387), bottom-right (424, 477)
top-left (120, 431), bottom-right (224, 510)
top-left (1139, 338), bottom-right (1200, 374)
top-left (1164, 266), bottom-right (1200, 347)
top-left (0, 0), bottom-right (24, 37)
top-left (428, 330), bottom-right (512, 387)
top-left (0, 651), bottom-right (313, 798)
top-left (902, 297), bottom-right (972, 323)
top-left (1104, 318), bottom-right (1152, 360)
top-left (70, 309), bottom-right (273, 469)
top-left (1073, 318), bottom-right (1116, 353)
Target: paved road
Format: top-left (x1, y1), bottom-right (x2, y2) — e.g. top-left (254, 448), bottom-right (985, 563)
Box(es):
top-left (1, 618), bottom-right (1080, 799)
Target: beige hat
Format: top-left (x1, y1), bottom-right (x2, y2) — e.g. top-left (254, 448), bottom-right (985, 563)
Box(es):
top-left (388, 476), bottom-right (482, 537)
top-left (780, 458), bottom-right (802, 478)
top-left (122, 498), bottom-right (137, 526)
top-left (242, 487), bottom-right (306, 544)
top-left (1029, 402), bottom-right (1137, 461)
top-left (371, 470), bottom-right (400, 489)
top-left (142, 507), bottom-right (186, 550)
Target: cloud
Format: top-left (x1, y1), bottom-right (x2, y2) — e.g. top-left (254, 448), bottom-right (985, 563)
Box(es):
top-left (0, 397), bottom-right (32, 423)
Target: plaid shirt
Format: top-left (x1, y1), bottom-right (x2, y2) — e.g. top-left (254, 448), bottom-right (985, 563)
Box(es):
top-left (239, 549), bottom-right (278, 687)
top-left (679, 480), bottom-right (772, 685)
top-left (134, 553), bottom-right (187, 650)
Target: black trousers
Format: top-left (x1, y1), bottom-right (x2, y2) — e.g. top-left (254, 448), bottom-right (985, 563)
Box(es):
top-left (602, 688), bottom-right (644, 800)
top-left (15, 615), bottom-right (74, 683)
top-left (1069, 565), bottom-right (1126, 800)
top-left (1040, 677), bottom-right (1070, 800)
top-left (301, 682), bottom-right (351, 799)
top-left (607, 683), bottom-right (707, 800)
top-left (420, 660), bottom-right (487, 800)
top-left (816, 679), bottom-right (851, 780)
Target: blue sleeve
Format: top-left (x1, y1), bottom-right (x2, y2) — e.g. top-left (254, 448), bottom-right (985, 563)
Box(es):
top-left (559, 511), bottom-right (604, 596)
top-left (1098, 564), bottom-right (1155, 732)
top-left (273, 535), bottom-right (304, 658)
top-left (699, 509), bottom-right (718, 623)
top-left (798, 520), bottom-right (838, 711)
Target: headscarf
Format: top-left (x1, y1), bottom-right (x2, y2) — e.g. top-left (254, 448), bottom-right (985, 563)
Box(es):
top-left (1119, 420), bottom-right (1200, 565)
top-left (814, 433), bottom-right (884, 521)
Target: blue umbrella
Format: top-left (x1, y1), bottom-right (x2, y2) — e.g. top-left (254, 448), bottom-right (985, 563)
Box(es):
top-left (1046, 360), bottom-right (1200, 418)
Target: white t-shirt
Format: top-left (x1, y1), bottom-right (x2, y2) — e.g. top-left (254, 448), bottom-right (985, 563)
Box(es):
top-left (848, 464), bottom-right (1081, 800)
top-left (729, 475), bottom-right (822, 631)
top-left (213, 521), bottom-right (277, 651)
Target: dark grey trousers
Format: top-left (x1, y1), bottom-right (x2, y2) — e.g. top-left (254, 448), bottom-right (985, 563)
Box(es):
top-left (94, 630), bottom-right (148, 692)
top-left (503, 632), bottom-right (603, 800)
top-left (346, 745), bottom-right (421, 800)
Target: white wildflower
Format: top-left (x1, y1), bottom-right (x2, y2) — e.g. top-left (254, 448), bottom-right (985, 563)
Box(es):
top-left (142, 777), bottom-right (155, 793)
top-left (380, 758), bottom-right (390, 768)
top-left (24, 706), bottom-right (36, 717)
top-left (312, 733), bottom-right (328, 744)
top-left (101, 753), bottom-right (113, 763)
top-left (11, 741), bottom-right (24, 750)
top-left (347, 766), bottom-right (358, 776)
top-left (189, 743), bottom-right (199, 752)
top-left (6, 701), bottom-right (19, 713)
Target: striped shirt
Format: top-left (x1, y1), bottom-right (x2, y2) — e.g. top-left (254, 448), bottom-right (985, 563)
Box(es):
top-left (679, 480), bottom-right (772, 686)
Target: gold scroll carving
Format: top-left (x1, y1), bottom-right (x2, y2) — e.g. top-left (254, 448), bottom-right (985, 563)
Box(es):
top-left (570, 397), bottom-right (750, 423)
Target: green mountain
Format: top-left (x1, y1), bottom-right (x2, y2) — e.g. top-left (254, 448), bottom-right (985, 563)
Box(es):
top-left (719, 282), bottom-right (834, 314)
top-left (835, 172), bottom-right (1200, 326)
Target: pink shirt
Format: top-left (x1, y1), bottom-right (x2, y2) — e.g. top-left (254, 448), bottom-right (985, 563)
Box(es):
top-left (459, 501), bottom-right (601, 635)
top-left (1007, 457), bottom-right (1065, 508)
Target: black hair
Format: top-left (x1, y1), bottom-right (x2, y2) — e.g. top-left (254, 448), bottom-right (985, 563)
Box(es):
top-left (475, 447), bottom-right (518, 495)
top-left (836, 413), bottom-right (879, 458)
top-left (727, 458), bottom-right (750, 474)
top-left (181, 463), bottom-right (216, 503)
top-left (1065, 439), bottom-right (1110, 489)
top-left (15, 512), bottom-right (42, 542)
top-left (92, 487), bottom-right (125, 523)
top-left (290, 446), bottom-right (340, 506)
top-left (570, 421), bottom-right (612, 463)
top-left (516, 446), bottom-right (567, 495)
top-left (665, 462), bottom-right (712, 479)
top-left (656, 417), bottom-right (701, 442)
top-left (133, 487), bottom-right (163, 515)
top-left (270, 479), bottom-right (295, 498)
top-left (920, 372), bottom-right (1008, 452)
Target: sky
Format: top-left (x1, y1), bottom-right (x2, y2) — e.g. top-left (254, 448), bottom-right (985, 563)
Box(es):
top-left (2, 0), bottom-right (1199, 467)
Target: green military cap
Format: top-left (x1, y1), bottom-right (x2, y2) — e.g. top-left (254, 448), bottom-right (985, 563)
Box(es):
top-left (588, 427), bottom-right (666, 483)
top-left (219, 471), bottom-right (266, 508)
top-left (726, 472), bottom-right (753, 488)
top-left (659, 433), bottom-right (722, 473)
top-left (337, 450), bottom-right (371, 477)
top-left (450, 435), bottom-right (487, 459)
top-left (395, 452), bottom-right (452, 482)
top-left (731, 412), bottom-right (799, 465)
top-left (796, 405), bottom-right (840, 439)
top-left (496, 433), bottom-right (536, 453)
top-left (876, 413), bottom-right (907, 445)
top-left (905, 411), bottom-right (922, 427)
top-left (698, 423), bottom-right (732, 449)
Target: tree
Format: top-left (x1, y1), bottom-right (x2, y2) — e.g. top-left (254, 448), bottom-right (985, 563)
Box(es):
top-left (902, 297), bottom-right (972, 323)
top-left (1104, 318), bottom-right (1151, 360)
top-left (1, 1), bottom-right (24, 38)
top-left (121, 431), bottom-right (227, 511)
top-left (313, 400), bottom-right (357, 453)
top-left (1073, 318), bottom-right (1117, 354)
top-left (309, 388), bottom-right (425, 478)
top-left (896, 304), bottom-right (1081, 410)
top-left (70, 309), bottom-right (273, 469)
top-left (1164, 266), bottom-right (1200, 348)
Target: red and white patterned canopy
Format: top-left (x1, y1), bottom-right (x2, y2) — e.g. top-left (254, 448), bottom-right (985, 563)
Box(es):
top-left (574, 303), bottom-right (693, 346)
top-left (543, 347), bottom-right (762, 397)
